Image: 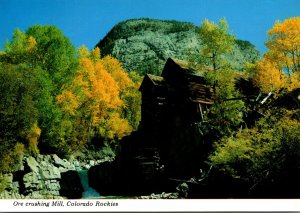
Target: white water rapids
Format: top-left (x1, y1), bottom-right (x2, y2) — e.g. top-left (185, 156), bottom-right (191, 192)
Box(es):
top-left (77, 170), bottom-right (101, 198)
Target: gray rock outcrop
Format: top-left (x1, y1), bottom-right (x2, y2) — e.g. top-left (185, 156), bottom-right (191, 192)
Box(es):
top-left (0, 154), bottom-right (78, 199)
top-left (26, 156), bottom-right (39, 173)
top-left (52, 154), bottom-right (75, 172)
top-left (21, 155), bottom-right (66, 198)
top-left (0, 153), bottom-right (110, 199)
top-left (0, 173), bottom-right (24, 199)
top-left (97, 18), bottom-right (260, 75)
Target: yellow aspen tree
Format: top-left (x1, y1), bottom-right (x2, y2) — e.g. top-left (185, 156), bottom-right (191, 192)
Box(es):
top-left (253, 59), bottom-right (287, 93)
top-left (101, 55), bottom-right (132, 91)
top-left (90, 47), bottom-right (101, 63)
top-left (26, 122), bottom-right (41, 157)
top-left (56, 91), bottom-right (80, 116)
top-left (99, 112), bottom-right (132, 140)
top-left (287, 72), bottom-right (300, 91)
top-left (78, 45), bottom-right (90, 59)
top-left (57, 47), bottom-right (133, 146)
top-left (58, 57), bottom-right (121, 126)
top-left (101, 56), bottom-right (143, 130)
top-left (266, 17), bottom-right (300, 76)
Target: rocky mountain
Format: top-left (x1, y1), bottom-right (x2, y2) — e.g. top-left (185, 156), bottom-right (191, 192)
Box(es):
top-left (96, 18), bottom-right (260, 75)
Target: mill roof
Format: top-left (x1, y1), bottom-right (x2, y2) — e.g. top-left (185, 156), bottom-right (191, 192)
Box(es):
top-left (187, 81), bottom-right (215, 105)
top-left (146, 74), bottom-right (165, 86)
top-left (139, 58), bottom-right (215, 105)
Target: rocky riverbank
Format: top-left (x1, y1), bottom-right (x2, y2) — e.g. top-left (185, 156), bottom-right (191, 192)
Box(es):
top-left (0, 151), bottom-right (186, 199)
top-left (138, 183), bottom-right (189, 199)
top-left (0, 154), bottom-right (113, 199)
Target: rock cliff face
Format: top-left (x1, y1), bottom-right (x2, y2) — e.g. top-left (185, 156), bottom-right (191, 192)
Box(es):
top-left (0, 155), bottom-right (79, 199)
top-left (96, 18), bottom-right (260, 75)
top-left (0, 153), bottom-right (114, 199)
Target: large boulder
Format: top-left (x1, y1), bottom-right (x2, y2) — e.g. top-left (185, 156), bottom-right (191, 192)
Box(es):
top-left (52, 154), bottom-right (75, 172)
top-left (59, 170), bottom-right (83, 199)
top-left (44, 180), bottom-right (60, 191)
top-left (21, 155), bottom-right (62, 197)
top-left (25, 156), bottom-right (39, 173)
top-left (40, 164), bottom-right (61, 179)
top-left (89, 161), bottom-right (123, 196)
top-left (23, 172), bottom-right (42, 193)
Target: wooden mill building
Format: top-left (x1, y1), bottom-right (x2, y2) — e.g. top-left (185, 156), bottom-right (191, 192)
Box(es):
top-left (98, 58), bottom-right (218, 195)
top-left (139, 58), bottom-right (215, 129)
top-left (137, 58), bottom-right (216, 178)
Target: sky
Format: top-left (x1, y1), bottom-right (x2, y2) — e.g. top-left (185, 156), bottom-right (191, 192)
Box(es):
top-left (0, 0), bottom-right (299, 54)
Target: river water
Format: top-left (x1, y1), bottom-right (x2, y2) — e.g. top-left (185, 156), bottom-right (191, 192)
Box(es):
top-left (77, 170), bottom-right (101, 198)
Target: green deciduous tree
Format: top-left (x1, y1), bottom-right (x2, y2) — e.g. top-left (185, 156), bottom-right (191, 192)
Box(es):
top-left (203, 68), bottom-right (244, 139)
top-left (1, 29), bottom-right (37, 65)
top-left (196, 18), bottom-right (236, 71)
top-left (188, 19), bottom-right (244, 142)
top-left (209, 112), bottom-right (300, 196)
top-left (1, 25), bottom-right (78, 156)
top-left (121, 71), bottom-right (142, 130)
top-left (26, 25), bottom-right (78, 90)
top-left (0, 64), bottom-right (40, 171)
top-left (2, 25), bottom-right (77, 91)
